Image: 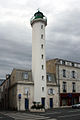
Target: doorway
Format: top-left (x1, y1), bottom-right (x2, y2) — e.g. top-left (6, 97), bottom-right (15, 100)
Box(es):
top-left (25, 98), bottom-right (29, 110)
top-left (41, 98), bottom-right (45, 108)
top-left (50, 98), bottom-right (53, 108)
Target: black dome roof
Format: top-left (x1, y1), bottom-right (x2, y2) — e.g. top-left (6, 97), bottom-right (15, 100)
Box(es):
top-left (34, 11), bottom-right (44, 19)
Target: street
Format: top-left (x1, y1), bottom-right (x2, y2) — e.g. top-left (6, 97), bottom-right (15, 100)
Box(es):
top-left (0, 108), bottom-right (80, 120)
top-left (0, 112), bottom-right (14, 120)
top-left (40, 108), bottom-right (80, 120)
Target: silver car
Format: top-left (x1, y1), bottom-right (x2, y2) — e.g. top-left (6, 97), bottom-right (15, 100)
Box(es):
top-left (72, 103), bottom-right (80, 109)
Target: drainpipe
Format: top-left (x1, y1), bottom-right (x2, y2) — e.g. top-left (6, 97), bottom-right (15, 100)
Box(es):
top-left (57, 63), bottom-right (60, 107)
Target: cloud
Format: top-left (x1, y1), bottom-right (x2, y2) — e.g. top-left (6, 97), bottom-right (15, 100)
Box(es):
top-left (46, 4), bottom-right (80, 62)
top-left (0, 22), bottom-right (32, 78)
top-left (0, 0), bottom-right (80, 78)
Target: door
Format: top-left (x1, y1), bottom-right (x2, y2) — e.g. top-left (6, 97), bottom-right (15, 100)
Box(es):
top-left (41, 98), bottom-right (45, 108)
top-left (50, 98), bottom-right (53, 108)
top-left (72, 98), bottom-right (74, 105)
top-left (25, 98), bottom-right (29, 110)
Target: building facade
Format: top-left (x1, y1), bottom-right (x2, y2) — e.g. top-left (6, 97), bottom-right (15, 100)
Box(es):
top-left (0, 76), bottom-right (10, 110)
top-left (8, 68), bottom-right (59, 111)
top-left (1, 58), bottom-right (80, 110)
top-left (9, 69), bottom-right (33, 111)
top-left (46, 58), bottom-right (80, 107)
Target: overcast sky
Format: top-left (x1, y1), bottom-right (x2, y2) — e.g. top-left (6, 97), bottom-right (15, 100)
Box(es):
top-left (0, 0), bottom-right (80, 78)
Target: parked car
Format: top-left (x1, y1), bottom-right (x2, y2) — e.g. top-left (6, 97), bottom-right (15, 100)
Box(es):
top-left (72, 103), bottom-right (80, 109)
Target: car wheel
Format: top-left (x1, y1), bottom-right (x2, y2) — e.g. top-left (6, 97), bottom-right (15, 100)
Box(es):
top-left (78, 106), bottom-right (80, 109)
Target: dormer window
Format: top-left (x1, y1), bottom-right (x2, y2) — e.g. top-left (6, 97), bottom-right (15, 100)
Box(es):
top-left (60, 60), bottom-right (62, 64)
top-left (47, 74), bottom-right (52, 82)
top-left (72, 63), bottom-right (74, 67)
top-left (62, 61), bottom-right (65, 65)
top-left (23, 72), bottom-right (28, 79)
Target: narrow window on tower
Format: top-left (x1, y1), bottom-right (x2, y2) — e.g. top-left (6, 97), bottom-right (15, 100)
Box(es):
top-left (42, 65), bottom-right (44, 69)
top-left (42, 76), bottom-right (44, 80)
top-left (41, 25), bottom-right (43, 29)
top-left (41, 34), bottom-right (43, 39)
top-left (41, 54), bottom-right (43, 59)
top-left (42, 87), bottom-right (44, 92)
top-left (41, 44), bottom-right (43, 49)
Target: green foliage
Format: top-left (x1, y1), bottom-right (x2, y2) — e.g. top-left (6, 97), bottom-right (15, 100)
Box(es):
top-left (31, 101), bottom-right (44, 109)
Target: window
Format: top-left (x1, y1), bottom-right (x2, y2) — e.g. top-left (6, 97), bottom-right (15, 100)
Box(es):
top-left (42, 87), bottom-right (44, 92)
top-left (41, 34), bottom-right (43, 39)
top-left (60, 60), bottom-right (62, 64)
top-left (48, 88), bottom-right (54, 95)
top-left (50, 88), bottom-right (53, 94)
top-left (63, 69), bottom-right (66, 77)
top-left (41, 44), bottom-right (43, 49)
top-left (42, 76), bottom-right (44, 80)
top-left (62, 61), bottom-right (65, 65)
top-left (72, 82), bottom-right (76, 92)
top-left (41, 54), bottom-right (43, 59)
top-left (42, 65), bottom-right (44, 69)
top-left (23, 72), bottom-right (28, 79)
top-left (72, 63), bottom-right (74, 67)
top-left (72, 71), bottom-right (75, 78)
top-left (63, 82), bottom-right (67, 93)
top-left (25, 88), bottom-right (29, 94)
top-left (47, 74), bottom-right (52, 82)
top-left (41, 25), bottom-right (43, 29)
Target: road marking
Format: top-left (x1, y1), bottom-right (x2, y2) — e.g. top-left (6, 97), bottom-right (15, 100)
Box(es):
top-left (59, 113), bottom-right (80, 118)
top-left (0, 112), bottom-right (50, 120)
top-left (41, 112), bottom-right (61, 115)
top-left (47, 118), bottom-right (57, 120)
top-left (68, 110), bottom-right (80, 113)
top-left (5, 113), bottom-right (49, 118)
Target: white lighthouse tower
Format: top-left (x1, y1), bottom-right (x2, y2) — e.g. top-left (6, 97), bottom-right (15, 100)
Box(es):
top-left (30, 10), bottom-right (47, 108)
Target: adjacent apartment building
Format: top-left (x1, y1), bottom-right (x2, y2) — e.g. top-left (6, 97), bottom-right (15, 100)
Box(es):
top-left (0, 76), bottom-right (10, 110)
top-left (8, 68), bottom-right (58, 111)
top-left (46, 58), bottom-right (80, 106)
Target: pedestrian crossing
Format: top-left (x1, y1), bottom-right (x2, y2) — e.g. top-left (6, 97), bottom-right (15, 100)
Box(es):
top-left (0, 111), bottom-right (56, 120)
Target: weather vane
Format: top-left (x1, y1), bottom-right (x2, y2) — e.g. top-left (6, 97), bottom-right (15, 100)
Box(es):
top-left (37, 8), bottom-right (40, 12)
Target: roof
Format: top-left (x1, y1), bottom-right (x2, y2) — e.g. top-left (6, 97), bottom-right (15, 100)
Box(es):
top-left (0, 79), bottom-right (5, 86)
top-left (47, 58), bottom-right (80, 64)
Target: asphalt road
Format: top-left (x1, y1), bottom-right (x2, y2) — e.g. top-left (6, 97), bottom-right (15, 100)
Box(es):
top-left (0, 112), bottom-right (14, 120)
top-left (0, 108), bottom-right (80, 120)
top-left (39, 108), bottom-right (80, 120)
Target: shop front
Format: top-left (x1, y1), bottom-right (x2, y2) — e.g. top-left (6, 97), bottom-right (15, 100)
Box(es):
top-left (60, 93), bottom-right (80, 106)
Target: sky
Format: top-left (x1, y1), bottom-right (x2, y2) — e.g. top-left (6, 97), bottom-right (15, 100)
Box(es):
top-left (0, 0), bottom-right (80, 78)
